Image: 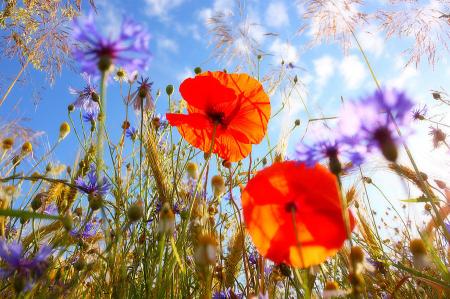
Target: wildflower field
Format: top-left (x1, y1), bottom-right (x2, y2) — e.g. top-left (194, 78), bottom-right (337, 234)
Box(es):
top-left (1, 0), bottom-right (450, 298)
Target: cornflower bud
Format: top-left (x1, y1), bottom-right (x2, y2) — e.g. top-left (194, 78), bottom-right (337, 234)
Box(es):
top-left (59, 122), bottom-right (71, 140)
top-left (127, 200), bottom-right (144, 222)
top-left (21, 142), bottom-right (32, 155)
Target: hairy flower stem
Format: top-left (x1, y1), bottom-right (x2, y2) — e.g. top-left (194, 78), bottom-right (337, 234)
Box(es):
top-left (139, 97), bottom-right (144, 202)
top-left (336, 175), bottom-right (353, 247)
top-left (289, 209), bottom-right (312, 298)
top-left (96, 71), bottom-right (107, 179)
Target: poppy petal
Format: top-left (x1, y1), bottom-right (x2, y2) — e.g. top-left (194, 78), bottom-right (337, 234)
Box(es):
top-left (167, 112), bottom-right (252, 162)
top-left (179, 75), bottom-right (237, 111)
top-left (242, 161), bottom-right (355, 268)
top-left (203, 72), bottom-right (271, 144)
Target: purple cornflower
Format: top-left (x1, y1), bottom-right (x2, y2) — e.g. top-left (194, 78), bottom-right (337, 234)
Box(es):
top-left (212, 291), bottom-right (228, 299)
top-left (69, 73), bottom-right (100, 113)
top-left (82, 110), bottom-right (99, 122)
top-left (43, 203), bottom-right (58, 216)
top-left (128, 77), bottom-right (155, 111)
top-left (295, 124), bottom-right (365, 173)
top-left (0, 240), bottom-right (52, 288)
top-left (71, 12), bottom-right (151, 76)
top-left (155, 201), bottom-right (180, 214)
top-left (70, 218), bottom-right (100, 239)
top-left (411, 105), bottom-right (427, 121)
top-left (339, 88), bottom-right (414, 162)
top-left (248, 250), bottom-right (258, 266)
top-left (75, 164), bottom-right (111, 196)
top-left (126, 126), bottom-right (138, 141)
top-left (212, 289), bottom-right (243, 299)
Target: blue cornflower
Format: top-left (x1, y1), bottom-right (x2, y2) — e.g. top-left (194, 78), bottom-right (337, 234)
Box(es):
top-left (72, 12), bottom-right (151, 76)
top-left (0, 240), bottom-right (52, 287)
top-left (69, 73), bottom-right (100, 113)
top-left (339, 88), bottom-right (414, 162)
top-left (82, 110), bottom-right (99, 122)
top-left (75, 164), bottom-right (111, 196)
top-left (43, 203), bottom-right (58, 216)
top-left (155, 201), bottom-right (180, 215)
top-left (248, 250), bottom-right (258, 266)
top-left (212, 291), bottom-right (228, 299)
top-left (295, 124), bottom-right (365, 173)
top-left (126, 126), bottom-right (138, 141)
top-left (212, 289), bottom-right (243, 299)
top-left (70, 218), bottom-right (100, 239)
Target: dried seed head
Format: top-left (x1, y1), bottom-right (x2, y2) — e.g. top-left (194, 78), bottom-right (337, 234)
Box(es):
top-left (195, 233), bottom-right (217, 266)
top-left (186, 162), bottom-right (199, 179)
top-left (158, 202), bottom-right (175, 234)
top-left (211, 175), bottom-right (225, 197)
top-left (2, 138), bottom-right (14, 150)
top-left (409, 239), bottom-right (427, 256)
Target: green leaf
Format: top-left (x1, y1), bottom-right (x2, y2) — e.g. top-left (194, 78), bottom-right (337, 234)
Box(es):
top-left (0, 209), bottom-right (60, 221)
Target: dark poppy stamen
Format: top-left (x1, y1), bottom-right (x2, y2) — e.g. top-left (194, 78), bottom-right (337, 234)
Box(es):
top-left (285, 201), bottom-right (297, 213)
top-left (207, 110), bottom-right (226, 126)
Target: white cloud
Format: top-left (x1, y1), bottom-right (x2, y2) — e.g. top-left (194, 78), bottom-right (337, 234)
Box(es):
top-left (157, 37), bottom-right (178, 53)
top-left (355, 25), bottom-right (385, 57)
top-left (269, 39), bottom-right (299, 65)
top-left (176, 67), bottom-right (194, 83)
top-left (145, 0), bottom-right (185, 19)
top-left (387, 65), bottom-right (418, 89)
top-left (339, 55), bottom-right (366, 90)
top-left (265, 2), bottom-right (289, 28)
top-left (198, 8), bottom-right (213, 25)
top-left (313, 55), bottom-right (335, 88)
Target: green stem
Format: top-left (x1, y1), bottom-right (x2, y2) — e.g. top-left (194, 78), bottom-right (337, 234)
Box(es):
top-left (96, 71), bottom-right (107, 178)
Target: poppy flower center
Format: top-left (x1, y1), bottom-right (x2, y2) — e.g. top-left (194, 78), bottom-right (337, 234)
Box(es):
top-left (285, 201), bottom-right (298, 213)
top-left (206, 109), bottom-right (226, 126)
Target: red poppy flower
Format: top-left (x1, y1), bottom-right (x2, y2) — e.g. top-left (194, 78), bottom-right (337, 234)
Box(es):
top-left (242, 161), bottom-right (355, 268)
top-left (166, 71), bottom-right (270, 162)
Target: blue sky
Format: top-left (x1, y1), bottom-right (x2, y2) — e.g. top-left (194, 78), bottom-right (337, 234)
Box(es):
top-left (1, 0), bottom-right (449, 225)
